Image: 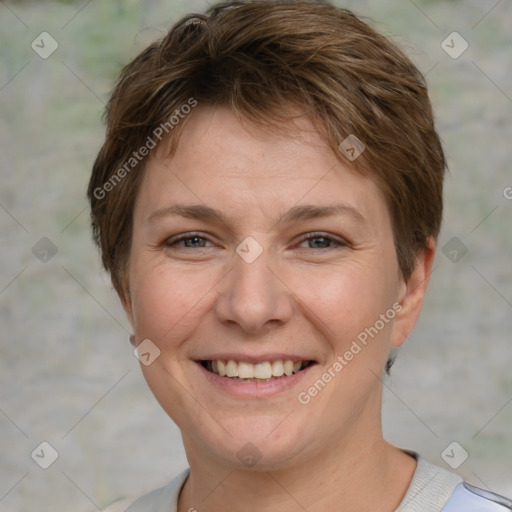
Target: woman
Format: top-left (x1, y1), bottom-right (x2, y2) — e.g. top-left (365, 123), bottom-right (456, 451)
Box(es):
top-left (88, 1), bottom-right (512, 510)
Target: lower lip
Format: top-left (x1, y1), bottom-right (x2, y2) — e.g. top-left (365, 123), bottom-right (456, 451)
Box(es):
top-left (195, 361), bottom-right (316, 397)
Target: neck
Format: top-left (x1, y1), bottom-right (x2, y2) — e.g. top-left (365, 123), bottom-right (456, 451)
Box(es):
top-left (178, 430), bottom-right (417, 512)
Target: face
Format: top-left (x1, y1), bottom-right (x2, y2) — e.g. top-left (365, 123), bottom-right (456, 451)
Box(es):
top-left (121, 105), bottom-right (432, 471)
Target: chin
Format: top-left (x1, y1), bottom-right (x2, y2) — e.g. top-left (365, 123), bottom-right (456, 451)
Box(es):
top-left (181, 410), bottom-right (320, 472)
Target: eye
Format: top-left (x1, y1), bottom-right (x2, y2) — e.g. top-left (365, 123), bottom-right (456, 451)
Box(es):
top-left (297, 233), bottom-right (347, 250)
top-left (164, 232), bottom-right (347, 251)
top-left (165, 233), bottom-right (213, 249)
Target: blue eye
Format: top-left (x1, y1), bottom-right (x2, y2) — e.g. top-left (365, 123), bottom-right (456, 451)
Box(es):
top-left (166, 234), bottom-right (211, 248)
top-left (298, 233), bottom-right (346, 250)
top-left (165, 232), bottom-right (347, 251)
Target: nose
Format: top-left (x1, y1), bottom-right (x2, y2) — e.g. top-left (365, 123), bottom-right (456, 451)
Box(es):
top-left (214, 242), bottom-right (294, 335)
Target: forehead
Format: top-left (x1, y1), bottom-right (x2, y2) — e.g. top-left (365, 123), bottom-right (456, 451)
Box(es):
top-left (135, 105), bottom-right (388, 229)
top-left (157, 104), bottom-right (333, 173)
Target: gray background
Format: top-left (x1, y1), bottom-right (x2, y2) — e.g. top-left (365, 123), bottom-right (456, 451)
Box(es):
top-left (0, 0), bottom-right (511, 510)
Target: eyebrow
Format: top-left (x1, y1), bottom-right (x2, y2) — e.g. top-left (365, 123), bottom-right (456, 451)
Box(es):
top-left (148, 203), bottom-right (366, 224)
top-left (147, 203), bottom-right (367, 226)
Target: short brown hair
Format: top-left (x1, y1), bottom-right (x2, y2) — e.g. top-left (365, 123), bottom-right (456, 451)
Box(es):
top-left (88, 0), bottom-right (445, 298)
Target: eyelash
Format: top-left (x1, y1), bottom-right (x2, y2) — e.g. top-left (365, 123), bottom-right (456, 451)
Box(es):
top-left (298, 232), bottom-right (348, 250)
top-left (165, 232), bottom-right (347, 251)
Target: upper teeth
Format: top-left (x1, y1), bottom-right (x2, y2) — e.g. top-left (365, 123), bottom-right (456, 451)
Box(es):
top-left (210, 360), bottom-right (305, 379)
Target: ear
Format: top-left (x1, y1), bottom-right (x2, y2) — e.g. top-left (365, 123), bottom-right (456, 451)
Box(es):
top-left (391, 238), bottom-right (436, 348)
top-left (114, 277), bottom-right (136, 345)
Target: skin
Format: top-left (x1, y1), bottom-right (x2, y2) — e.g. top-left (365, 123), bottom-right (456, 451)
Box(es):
top-left (120, 105), bottom-right (436, 512)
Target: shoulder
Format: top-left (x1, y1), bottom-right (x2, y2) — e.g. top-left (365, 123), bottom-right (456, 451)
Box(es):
top-left (396, 454), bottom-right (463, 512)
top-left (441, 482), bottom-right (512, 511)
top-left (396, 452), bottom-right (512, 512)
top-left (102, 469), bottom-right (190, 512)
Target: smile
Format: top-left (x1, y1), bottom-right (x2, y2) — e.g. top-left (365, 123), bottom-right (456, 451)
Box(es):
top-left (200, 359), bottom-right (316, 382)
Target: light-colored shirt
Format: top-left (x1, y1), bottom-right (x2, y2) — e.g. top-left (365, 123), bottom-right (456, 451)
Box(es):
top-left (104, 452), bottom-right (463, 512)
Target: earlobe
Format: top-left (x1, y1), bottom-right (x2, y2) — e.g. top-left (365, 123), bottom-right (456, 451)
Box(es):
top-left (391, 238), bottom-right (436, 348)
top-left (114, 277), bottom-right (135, 331)
top-left (119, 293), bottom-right (137, 347)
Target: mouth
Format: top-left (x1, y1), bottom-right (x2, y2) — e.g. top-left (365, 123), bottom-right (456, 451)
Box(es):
top-left (199, 359), bottom-right (317, 383)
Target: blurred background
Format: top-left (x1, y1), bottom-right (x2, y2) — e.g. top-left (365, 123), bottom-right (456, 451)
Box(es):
top-left (0, 0), bottom-right (511, 510)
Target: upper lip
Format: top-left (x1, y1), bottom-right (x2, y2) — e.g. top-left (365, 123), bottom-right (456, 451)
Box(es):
top-left (195, 353), bottom-right (317, 364)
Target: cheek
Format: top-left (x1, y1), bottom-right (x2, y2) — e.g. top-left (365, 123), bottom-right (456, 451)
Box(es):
top-left (283, 260), bottom-right (397, 343)
top-left (129, 260), bottom-right (219, 342)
